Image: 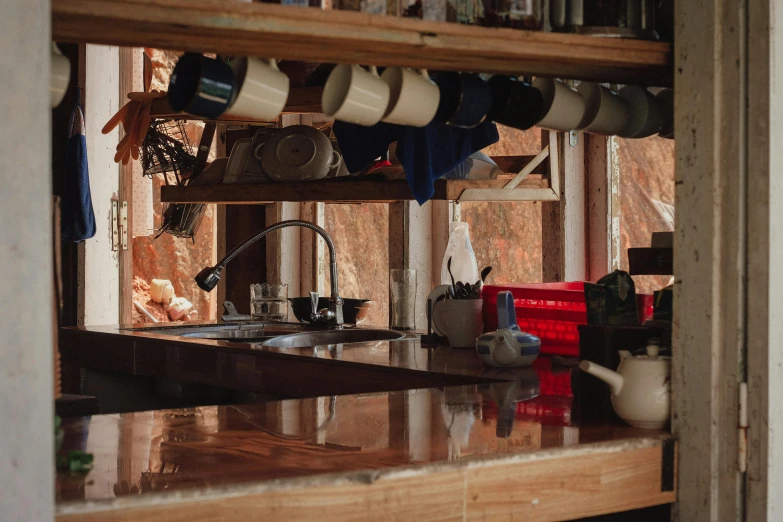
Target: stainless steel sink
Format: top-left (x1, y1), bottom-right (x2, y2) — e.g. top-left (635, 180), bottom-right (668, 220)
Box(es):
top-left (180, 327), bottom-right (272, 342)
top-left (262, 329), bottom-right (406, 349)
top-left (136, 322), bottom-right (303, 343)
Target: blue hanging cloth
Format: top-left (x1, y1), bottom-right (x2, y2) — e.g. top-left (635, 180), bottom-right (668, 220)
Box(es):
top-left (333, 120), bottom-right (499, 205)
top-left (61, 89), bottom-right (96, 242)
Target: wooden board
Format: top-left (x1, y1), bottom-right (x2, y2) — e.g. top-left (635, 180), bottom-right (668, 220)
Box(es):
top-left (56, 443), bottom-right (674, 522)
top-left (52, 0), bottom-right (672, 86)
top-left (161, 177), bottom-right (549, 204)
top-left (150, 87), bottom-right (324, 120)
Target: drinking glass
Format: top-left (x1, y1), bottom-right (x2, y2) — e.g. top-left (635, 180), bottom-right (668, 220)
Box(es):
top-left (250, 283), bottom-right (288, 321)
top-left (390, 269), bottom-right (417, 330)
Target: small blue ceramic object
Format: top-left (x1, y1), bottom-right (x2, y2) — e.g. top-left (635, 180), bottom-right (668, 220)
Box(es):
top-left (476, 291), bottom-right (540, 368)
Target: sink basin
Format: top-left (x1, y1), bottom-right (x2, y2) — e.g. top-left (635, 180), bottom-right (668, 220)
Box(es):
top-left (262, 329), bottom-right (406, 349)
top-left (180, 328), bottom-right (273, 343)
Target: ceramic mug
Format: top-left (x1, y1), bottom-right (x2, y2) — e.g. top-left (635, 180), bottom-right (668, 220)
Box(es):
top-left (254, 125), bottom-right (342, 182)
top-left (51, 43), bottom-right (70, 108)
top-left (226, 57), bottom-right (289, 121)
top-left (576, 82), bottom-right (630, 135)
top-left (433, 298), bottom-right (484, 348)
top-left (618, 86), bottom-right (664, 138)
top-left (486, 76), bottom-right (544, 131)
top-left (381, 67), bottom-right (440, 127)
top-left (433, 73), bottom-right (493, 129)
top-left (532, 78), bottom-right (586, 131)
top-left (168, 53), bottom-right (236, 118)
top-left (322, 64), bottom-right (390, 126)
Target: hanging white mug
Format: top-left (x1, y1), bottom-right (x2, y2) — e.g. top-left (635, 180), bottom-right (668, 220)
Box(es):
top-left (51, 43), bottom-right (70, 108)
top-left (381, 67), bottom-right (440, 127)
top-left (322, 64), bottom-right (390, 126)
top-left (226, 57), bottom-right (290, 121)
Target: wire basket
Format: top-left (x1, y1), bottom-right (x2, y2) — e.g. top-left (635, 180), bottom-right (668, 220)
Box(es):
top-left (155, 203), bottom-right (206, 242)
top-left (142, 119), bottom-right (198, 185)
top-left (143, 119), bottom-right (207, 241)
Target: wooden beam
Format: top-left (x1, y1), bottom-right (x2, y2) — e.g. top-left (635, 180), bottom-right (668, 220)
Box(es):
top-left (52, 0), bottom-right (672, 86)
top-left (161, 178), bottom-right (549, 204)
top-left (56, 443), bottom-right (674, 522)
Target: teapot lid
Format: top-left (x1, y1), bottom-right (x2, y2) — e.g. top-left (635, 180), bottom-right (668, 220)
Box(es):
top-left (637, 338), bottom-right (670, 361)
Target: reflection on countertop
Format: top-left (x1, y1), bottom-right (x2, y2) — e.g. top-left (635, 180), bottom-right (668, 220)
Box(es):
top-left (56, 356), bottom-right (668, 506)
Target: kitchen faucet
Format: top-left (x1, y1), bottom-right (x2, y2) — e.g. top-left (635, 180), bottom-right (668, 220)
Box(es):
top-left (194, 220), bottom-right (343, 328)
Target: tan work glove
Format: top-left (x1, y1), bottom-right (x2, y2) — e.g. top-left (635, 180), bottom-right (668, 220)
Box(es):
top-left (101, 90), bottom-right (166, 165)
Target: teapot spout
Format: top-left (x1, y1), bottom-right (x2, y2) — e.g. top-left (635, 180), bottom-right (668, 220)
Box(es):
top-left (579, 360), bottom-right (624, 396)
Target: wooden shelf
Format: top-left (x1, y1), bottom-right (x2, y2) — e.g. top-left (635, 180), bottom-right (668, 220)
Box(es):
top-left (150, 87), bottom-right (324, 121)
top-left (161, 176), bottom-right (550, 204)
top-left (52, 0), bottom-right (672, 86)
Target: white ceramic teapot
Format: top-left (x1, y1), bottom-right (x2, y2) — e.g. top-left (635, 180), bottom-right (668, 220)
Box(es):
top-left (579, 341), bottom-right (671, 429)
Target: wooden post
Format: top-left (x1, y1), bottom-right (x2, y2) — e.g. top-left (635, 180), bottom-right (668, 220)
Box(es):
top-left (79, 44), bottom-right (121, 326)
top-left (0, 0), bottom-right (54, 519)
top-left (117, 47), bottom-right (142, 325)
top-left (746, 0), bottom-right (783, 518)
top-left (673, 0), bottom-right (748, 518)
top-left (585, 134), bottom-right (620, 280)
top-left (541, 131), bottom-right (587, 282)
top-left (300, 202), bottom-right (326, 296)
top-left (389, 201), bottom-right (433, 329)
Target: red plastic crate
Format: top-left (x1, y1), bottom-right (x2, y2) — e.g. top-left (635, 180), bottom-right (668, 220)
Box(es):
top-left (482, 283), bottom-right (587, 356)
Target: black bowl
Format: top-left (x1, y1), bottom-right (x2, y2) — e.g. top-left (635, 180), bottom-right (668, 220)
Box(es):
top-left (289, 297), bottom-right (372, 325)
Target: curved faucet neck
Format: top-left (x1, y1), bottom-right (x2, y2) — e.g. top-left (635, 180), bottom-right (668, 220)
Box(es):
top-left (218, 220), bottom-right (339, 299)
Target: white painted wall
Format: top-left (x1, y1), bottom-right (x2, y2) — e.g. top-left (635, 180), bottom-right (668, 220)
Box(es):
top-left (0, 1), bottom-right (54, 520)
top-left (79, 45), bottom-right (121, 326)
top-left (408, 201), bottom-right (433, 329)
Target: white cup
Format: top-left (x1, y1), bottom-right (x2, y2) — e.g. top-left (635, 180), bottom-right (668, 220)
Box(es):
top-left (618, 86), bottom-right (664, 138)
top-left (532, 78), bottom-right (586, 131)
top-left (51, 43), bottom-right (70, 108)
top-left (226, 57), bottom-right (289, 121)
top-left (322, 64), bottom-right (390, 126)
top-left (381, 68), bottom-right (440, 127)
top-left (434, 299), bottom-right (484, 349)
top-left (576, 83), bottom-right (630, 135)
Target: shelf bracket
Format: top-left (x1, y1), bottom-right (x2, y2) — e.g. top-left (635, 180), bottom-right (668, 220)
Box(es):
top-left (458, 130), bottom-right (561, 202)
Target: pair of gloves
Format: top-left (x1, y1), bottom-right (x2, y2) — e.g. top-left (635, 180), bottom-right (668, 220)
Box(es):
top-left (101, 90), bottom-right (166, 165)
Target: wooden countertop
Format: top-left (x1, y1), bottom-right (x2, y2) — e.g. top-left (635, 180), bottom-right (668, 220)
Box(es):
top-left (57, 322), bottom-right (675, 521)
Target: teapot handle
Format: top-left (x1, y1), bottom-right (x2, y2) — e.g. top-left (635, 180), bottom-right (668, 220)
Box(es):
top-left (496, 291), bottom-right (519, 331)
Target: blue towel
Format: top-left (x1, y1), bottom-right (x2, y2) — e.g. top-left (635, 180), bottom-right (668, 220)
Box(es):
top-left (61, 91), bottom-right (96, 242)
top-left (334, 120), bottom-right (499, 205)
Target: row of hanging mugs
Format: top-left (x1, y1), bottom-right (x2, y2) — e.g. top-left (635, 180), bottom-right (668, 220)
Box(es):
top-left (167, 53), bottom-right (673, 138)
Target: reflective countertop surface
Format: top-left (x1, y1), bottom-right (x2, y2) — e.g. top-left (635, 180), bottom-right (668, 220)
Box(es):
top-left (56, 354), bottom-right (668, 506)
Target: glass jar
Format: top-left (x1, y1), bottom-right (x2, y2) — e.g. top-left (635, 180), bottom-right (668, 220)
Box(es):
top-left (250, 283), bottom-right (289, 322)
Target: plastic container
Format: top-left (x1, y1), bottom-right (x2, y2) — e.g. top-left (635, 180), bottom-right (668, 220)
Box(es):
top-left (440, 222), bottom-right (479, 286)
top-left (482, 282), bottom-right (587, 356)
